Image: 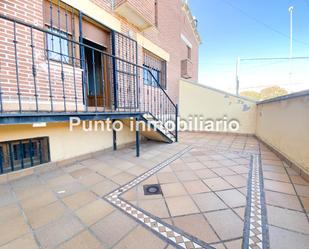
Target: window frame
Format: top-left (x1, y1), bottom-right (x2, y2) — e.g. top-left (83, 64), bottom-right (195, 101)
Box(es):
top-left (45, 26), bottom-right (72, 65)
top-left (143, 49), bottom-right (167, 89)
top-left (0, 137), bottom-right (50, 174)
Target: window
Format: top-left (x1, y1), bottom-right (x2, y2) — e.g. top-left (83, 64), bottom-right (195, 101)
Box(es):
top-left (0, 137), bottom-right (50, 174)
top-left (143, 65), bottom-right (161, 87)
top-left (143, 49), bottom-right (167, 89)
top-left (46, 27), bottom-right (71, 63)
top-left (187, 45), bottom-right (192, 60)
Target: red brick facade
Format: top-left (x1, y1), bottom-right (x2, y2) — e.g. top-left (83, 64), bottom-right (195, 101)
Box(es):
top-left (0, 0), bottom-right (199, 112)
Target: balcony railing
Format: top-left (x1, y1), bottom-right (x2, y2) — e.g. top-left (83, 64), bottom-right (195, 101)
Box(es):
top-left (0, 12), bottom-right (177, 137)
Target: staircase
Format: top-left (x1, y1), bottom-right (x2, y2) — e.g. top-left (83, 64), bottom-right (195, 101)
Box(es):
top-left (140, 113), bottom-right (176, 143)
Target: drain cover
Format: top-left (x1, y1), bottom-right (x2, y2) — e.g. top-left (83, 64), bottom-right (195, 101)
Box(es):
top-left (143, 184), bottom-right (162, 195)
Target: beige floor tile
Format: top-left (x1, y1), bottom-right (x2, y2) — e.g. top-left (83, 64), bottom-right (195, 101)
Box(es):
top-left (113, 225), bottom-right (166, 249)
top-left (263, 171), bottom-right (290, 183)
top-left (62, 190), bottom-right (97, 210)
top-left (229, 166), bottom-right (249, 174)
top-left (264, 179), bottom-right (296, 195)
top-left (78, 173), bottom-right (105, 187)
top-left (90, 210), bottom-right (137, 248)
top-left (267, 205), bottom-right (309, 234)
top-left (165, 196), bottom-right (199, 217)
top-left (0, 203), bottom-right (21, 224)
top-left (195, 169), bottom-right (218, 179)
top-left (192, 192), bottom-right (227, 212)
top-left (0, 216), bottom-right (30, 246)
top-left (20, 191), bottom-right (57, 212)
top-left (186, 162), bottom-right (206, 170)
top-left (90, 180), bottom-right (119, 197)
top-left (203, 161), bottom-right (223, 169)
top-left (205, 209), bottom-right (243, 240)
top-left (175, 170), bottom-right (199, 181)
top-left (26, 201), bottom-right (67, 229)
top-left (98, 167), bottom-right (122, 178)
top-left (52, 181), bottom-right (85, 198)
top-left (219, 159), bottom-right (238, 167)
top-left (170, 162), bottom-right (189, 172)
top-left (142, 175), bottom-right (159, 185)
top-left (121, 188), bottom-right (138, 202)
top-left (70, 168), bottom-right (93, 179)
top-left (172, 214), bottom-right (219, 243)
top-left (223, 175), bottom-right (247, 188)
top-left (161, 182), bottom-right (187, 197)
top-left (233, 206), bottom-right (246, 220)
top-left (216, 189), bottom-right (246, 208)
top-left (13, 184), bottom-right (49, 201)
top-left (203, 177), bottom-right (233, 191)
top-left (75, 199), bottom-right (114, 226)
top-left (224, 239), bottom-right (242, 249)
top-left (265, 190), bottom-right (302, 211)
top-left (269, 225), bottom-right (309, 249)
top-left (263, 165), bottom-right (286, 174)
top-left (301, 196), bottom-right (309, 213)
top-left (57, 230), bottom-right (105, 249)
top-left (263, 159), bottom-right (283, 166)
top-left (47, 174), bottom-right (76, 187)
top-left (157, 172), bottom-right (178, 184)
top-left (111, 172), bottom-right (136, 185)
top-left (138, 198), bottom-right (170, 218)
top-left (212, 167), bottom-right (237, 176)
top-left (35, 214), bottom-right (84, 249)
top-left (0, 233), bottom-right (38, 249)
top-left (210, 243), bottom-right (226, 249)
top-left (125, 166), bottom-right (146, 176)
top-left (183, 180), bottom-right (211, 194)
top-left (295, 184), bottom-right (309, 198)
top-left (290, 175), bottom-right (309, 186)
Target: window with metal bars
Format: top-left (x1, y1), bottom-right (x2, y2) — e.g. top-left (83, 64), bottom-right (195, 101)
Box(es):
top-left (143, 49), bottom-right (167, 89)
top-left (0, 137), bottom-right (50, 174)
top-left (46, 27), bottom-right (72, 63)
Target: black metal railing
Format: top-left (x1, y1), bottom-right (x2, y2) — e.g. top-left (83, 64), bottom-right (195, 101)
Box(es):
top-left (0, 12), bottom-right (177, 138)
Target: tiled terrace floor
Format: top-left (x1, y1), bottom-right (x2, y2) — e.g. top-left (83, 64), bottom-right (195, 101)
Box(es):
top-left (0, 133), bottom-right (309, 249)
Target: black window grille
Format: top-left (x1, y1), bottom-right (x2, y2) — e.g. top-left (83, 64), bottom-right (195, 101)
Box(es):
top-left (0, 137), bottom-right (50, 174)
top-left (46, 27), bottom-right (71, 64)
top-left (143, 49), bottom-right (167, 89)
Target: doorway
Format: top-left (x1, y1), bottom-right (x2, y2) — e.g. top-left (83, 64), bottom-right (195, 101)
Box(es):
top-left (84, 39), bottom-right (111, 109)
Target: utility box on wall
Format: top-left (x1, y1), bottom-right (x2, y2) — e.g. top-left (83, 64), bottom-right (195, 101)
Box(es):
top-left (181, 59), bottom-right (193, 79)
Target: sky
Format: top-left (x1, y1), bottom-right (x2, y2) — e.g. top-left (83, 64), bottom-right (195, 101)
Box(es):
top-left (189, 0), bottom-right (309, 94)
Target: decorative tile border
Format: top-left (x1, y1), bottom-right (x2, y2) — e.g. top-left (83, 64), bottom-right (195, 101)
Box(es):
top-left (243, 155), bottom-right (269, 249)
top-left (104, 146), bottom-right (215, 249)
top-left (104, 145), bottom-right (269, 249)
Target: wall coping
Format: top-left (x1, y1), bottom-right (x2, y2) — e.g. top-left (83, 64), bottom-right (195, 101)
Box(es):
top-left (257, 89), bottom-right (309, 105)
top-left (180, 80), bottom-right (257, 104)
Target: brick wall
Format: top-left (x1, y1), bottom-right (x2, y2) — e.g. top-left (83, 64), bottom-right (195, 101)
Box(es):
top-left (0, 0), bottom-right (199, 112)
top-left (92, 0), bottom-right (200, 103)
top-left (0, 0), bottom-right (84, 112)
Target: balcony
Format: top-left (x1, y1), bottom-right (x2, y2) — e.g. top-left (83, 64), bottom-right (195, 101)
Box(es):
top-left (114, 0), bottom-right (155, 30)
top-left (0, 13), bottom-right (176, 138)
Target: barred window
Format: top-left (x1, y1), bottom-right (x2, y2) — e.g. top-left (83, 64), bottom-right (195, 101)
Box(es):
top-left (0, 137), bottom-right (50, 174)
top-left (46, 27), bottom-right (71, 63)
top-left (143, 49), bottom-right (167, 89)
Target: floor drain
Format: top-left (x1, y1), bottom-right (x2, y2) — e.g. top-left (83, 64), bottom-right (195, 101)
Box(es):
top-left (143, 184), bottom-right (162, 195)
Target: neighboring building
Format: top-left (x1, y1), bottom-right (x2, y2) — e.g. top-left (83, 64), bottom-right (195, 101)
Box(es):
top-left (0, 0), bottom-right (200, 175)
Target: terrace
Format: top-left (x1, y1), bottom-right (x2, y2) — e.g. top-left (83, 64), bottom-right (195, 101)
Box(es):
top-left (0, 1), bottom-right (309, 248)
top-left (0, 130), bottom-right (308, 249)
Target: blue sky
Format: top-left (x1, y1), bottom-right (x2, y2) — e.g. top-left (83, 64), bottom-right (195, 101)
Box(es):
top-left (189, 0), bottom-right (309, 93)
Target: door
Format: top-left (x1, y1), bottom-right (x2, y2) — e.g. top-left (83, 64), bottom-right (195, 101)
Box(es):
top-left (84, 39), bottom-right (111, 108)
